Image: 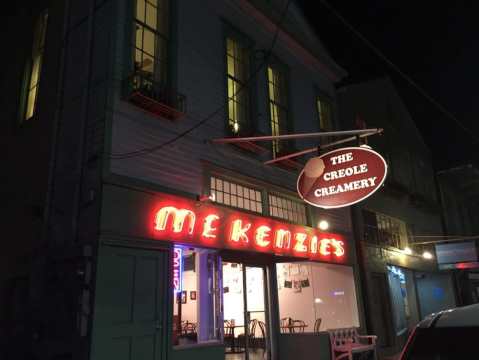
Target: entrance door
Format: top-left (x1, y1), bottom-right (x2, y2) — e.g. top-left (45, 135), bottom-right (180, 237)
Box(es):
top-left (223, 262), bottom-right (269, 360)
top-left (90, 245), bottom-right (167, 360)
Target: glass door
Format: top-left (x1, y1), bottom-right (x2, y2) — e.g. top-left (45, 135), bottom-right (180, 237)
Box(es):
top-left (223, 262), bottom-right (269, 360)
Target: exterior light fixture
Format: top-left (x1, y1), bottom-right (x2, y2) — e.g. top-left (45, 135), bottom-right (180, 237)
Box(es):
top-left (233, 122), bottom-right (239, 133)
top-left (422, 251), bottom-right (433, 260)
top-left (403, 247), bottom-right (412, 255)
top-left (318, 220), bottom-right (329, 231)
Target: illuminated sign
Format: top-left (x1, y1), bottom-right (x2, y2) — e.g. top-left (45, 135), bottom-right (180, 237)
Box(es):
top-left (173, 247), bottom-right (183, 293)
top-left (149, 197), bottom-right (347, 263)
top-left (297, 147), bottom-right (387, 209)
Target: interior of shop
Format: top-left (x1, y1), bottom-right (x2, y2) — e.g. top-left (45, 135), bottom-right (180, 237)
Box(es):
top-left (276, 262), bottom-right (360, 333)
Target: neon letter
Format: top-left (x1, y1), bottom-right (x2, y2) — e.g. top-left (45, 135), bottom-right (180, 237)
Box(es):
top-left (230, 219), bottom-right (251, 243)
top-left (293, 233), bottom-right (308, 253)
top-left (155, 206), bottom-right (196, 234)
top-left (202, 214), bottom-right (220, 239)
top-left (255, 225), bottom-right (271, 248)
top-left (310, 236), bottom-right (319, 254)
top-left (275, 229), bottom-right (291, 249)
top-left (332, 239), bottom-right (345, 257)
top-left (319, 239), bottom-right (332, 256)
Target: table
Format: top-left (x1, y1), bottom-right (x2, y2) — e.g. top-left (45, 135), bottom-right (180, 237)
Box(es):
top-left (224, 325), bottom-right (246, 354)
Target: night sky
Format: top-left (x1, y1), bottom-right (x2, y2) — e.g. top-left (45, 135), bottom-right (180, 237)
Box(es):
top-left (298, 1), bottom-right (479, 170)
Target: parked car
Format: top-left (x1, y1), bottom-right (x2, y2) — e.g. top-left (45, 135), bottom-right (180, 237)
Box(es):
top-left (399, 303), bottom-right (479, 359)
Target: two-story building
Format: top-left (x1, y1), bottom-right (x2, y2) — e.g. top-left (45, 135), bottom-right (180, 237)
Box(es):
top-left (338, 78), bottom-right (457, 357)
top-left (3, 1), bottom-right (372, 360)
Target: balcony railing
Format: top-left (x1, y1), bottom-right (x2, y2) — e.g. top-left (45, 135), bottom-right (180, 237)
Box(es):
top-left (124, 71), bottom-right (186, 120)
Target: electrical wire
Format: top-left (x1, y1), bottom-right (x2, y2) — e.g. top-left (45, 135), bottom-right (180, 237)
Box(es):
top-left (110, 0), bottom-right (293, 160)
top-left (318, 0), bottom-right (479, 145)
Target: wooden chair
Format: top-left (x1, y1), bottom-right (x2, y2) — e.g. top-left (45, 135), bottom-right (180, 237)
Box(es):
top-left (238, 319), bottom-right (257, 349)
top-left (224, 320), bottom-right (234, 349)
top-left (255, 320), bottom-right (267, 351)
top-left (292, 319), bottom-right (306, 333)
top-left (314, 318), bottom-right (322, 333)
top-left (280, 317), bottom-right (292, 333)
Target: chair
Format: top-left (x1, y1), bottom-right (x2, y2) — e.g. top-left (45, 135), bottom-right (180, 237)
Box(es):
top-left (224, 320), bottom-right (234, 349)
top-left (238, 319), bottom-right (257, 349)
top-left (292, 320), bottom-right (306, 333)
top-left (314, 318), bottom-right (322, 333)
top-left (255, 320), bottom-right (267, 351)
top-left (280, 317), bottom-right (292, 333)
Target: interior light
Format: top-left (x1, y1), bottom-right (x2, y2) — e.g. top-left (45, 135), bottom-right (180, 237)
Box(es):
top-left (403, 247), bottom-right (412, 255)
top-left (422, 251), bottom-right (433, 260)
top-left (314, 298), bottom-right (323, 304)
top-left (233, 122), bottom-right (239, 133)
top-left (318, 220), bottom-right (329, 231)
top-left (209, 193), bottom-right (216, 202)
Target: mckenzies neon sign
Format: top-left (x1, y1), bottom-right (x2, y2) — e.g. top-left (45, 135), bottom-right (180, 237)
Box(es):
top-left (150, 199), bottom-right (346, 262)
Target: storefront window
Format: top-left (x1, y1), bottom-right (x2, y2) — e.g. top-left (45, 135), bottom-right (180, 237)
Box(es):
top-left (387, 265), bottom-right (409, 335)
top-left (173, 247), bottom-right (221, 347)
top-left (276, 262), bottom-right (360, 332)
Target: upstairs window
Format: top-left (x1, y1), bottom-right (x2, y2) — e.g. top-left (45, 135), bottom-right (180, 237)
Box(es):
top-left (226, 37), bottom-right (250, 135)
top-left (363, 210), bottom-right (409, 249)
top-left (316, 97), bottom-right (332, 131)
top-left (267, 65), bottom-right (289, 158)
top-left (134, 0), bottom-right (169, 82)
top-left (22, 11), bottom-right (48, 121)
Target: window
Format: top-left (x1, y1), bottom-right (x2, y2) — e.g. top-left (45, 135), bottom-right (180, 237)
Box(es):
top-left (134, 0), bottom-right (169, 82)
top-left (22, 11), bottom-right (48, 121)
top-left (316, 97), bottom-right (332, 131)
top-left (226, 37), bottom-right (250, 134)
top-left (269, 194), bottom-right (307, 225)
top-left (387, 265), bottom-right (409, 335)
top-left (276, 262), bottom-right (360, 332)
top-left (363, 210), bottom-right (408, 249)
top-left (210, 176), bottom-right (262, 214)
top-left (267, 65), bottom-right (288, 157)
top-left (172, 247), bottom-right (221, 347)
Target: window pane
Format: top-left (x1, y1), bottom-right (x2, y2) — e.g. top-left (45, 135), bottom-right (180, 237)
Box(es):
top-left (173, 247), bottom-right (220, 346)
top-left (276, 262), bottom-right (360, 332)
top-left (145, 3), bottom-right (157, 29)
top-left (136, 0), bottom-right (146, 22)
top-left (143, 28), bottom-right (155, 56)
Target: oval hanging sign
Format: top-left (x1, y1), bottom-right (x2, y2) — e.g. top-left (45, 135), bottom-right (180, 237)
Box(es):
top-left (297, 146), bottom-right (387, 209)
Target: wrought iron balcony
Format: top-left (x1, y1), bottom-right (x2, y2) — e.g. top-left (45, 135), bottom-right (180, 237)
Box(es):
top-left (124, 71), bottom-right (186, 120)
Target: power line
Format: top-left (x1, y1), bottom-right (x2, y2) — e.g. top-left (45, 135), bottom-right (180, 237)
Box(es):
top-left (318, 0), bottom-right (479, 145)
top-left (110, 0), bottom-right (293, 160)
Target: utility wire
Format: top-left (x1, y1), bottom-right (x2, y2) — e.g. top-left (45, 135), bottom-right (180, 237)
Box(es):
top-left (318, 0), bottom-right (479, 145)
top-left (110, 0), bottom-right (293, 160)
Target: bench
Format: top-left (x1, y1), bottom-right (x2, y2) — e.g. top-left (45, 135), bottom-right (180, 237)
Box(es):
top-left (328, 327), bottom-right (377, 360)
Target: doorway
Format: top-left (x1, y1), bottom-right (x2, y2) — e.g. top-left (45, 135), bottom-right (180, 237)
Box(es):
top-left (222, 262), bottom-right (270, 360)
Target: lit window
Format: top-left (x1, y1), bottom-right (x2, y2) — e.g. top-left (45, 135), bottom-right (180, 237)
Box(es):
top-left (226, 37), bottom-right (250, 134)
top-left (276, 262), bottom-right (360, 332)
top-left (172, 247), bottom-right (221, 347)
top-left (317, 97), bottom-right (332, 131)
top-left (23, 11), bottom-right (48, 120)
top-left (363, 210), bottom-right (408, 249)
top-left (268, 194), bottom-right (307, 225)
top-left (267, 65), bottom-right (288, 157)
top-left (210, 177), bottom-right (262, 214)
top-left (134, 0), bottom-right (169, 81)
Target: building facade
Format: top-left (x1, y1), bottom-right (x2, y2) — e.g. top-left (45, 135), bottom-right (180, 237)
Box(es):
top-left (3, 1), bottom-right (373, 360)
top-left (436, 164), bottom-right (479, 305)
top-left (338, 78), bottom-right (457, 357)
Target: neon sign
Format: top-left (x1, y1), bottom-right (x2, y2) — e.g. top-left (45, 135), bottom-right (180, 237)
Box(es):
top-left (149, 196), bottom-right (347, 263)
top-left (173, 247), bottom-right (183, 293)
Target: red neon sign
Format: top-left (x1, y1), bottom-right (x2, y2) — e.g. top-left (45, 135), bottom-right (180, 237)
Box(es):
top-left (149, 195), bottom-right (347, 263)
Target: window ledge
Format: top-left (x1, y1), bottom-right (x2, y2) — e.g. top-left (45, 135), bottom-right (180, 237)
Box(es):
top-left (123, 71), bottom-right (186, 120)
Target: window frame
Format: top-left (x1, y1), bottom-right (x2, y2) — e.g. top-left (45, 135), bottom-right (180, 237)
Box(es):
top-left (130, 0), bottom-right (173, 86)
top-left (19, 10), bottom-right (48, 123)
top-left (223, 25), bottom-right (255, 136)
top-left (266, 59), bottom-right (292, 158)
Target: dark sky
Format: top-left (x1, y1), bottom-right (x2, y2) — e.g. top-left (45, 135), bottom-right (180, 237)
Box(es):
top-left (298, 0), bottom-right (479, 170)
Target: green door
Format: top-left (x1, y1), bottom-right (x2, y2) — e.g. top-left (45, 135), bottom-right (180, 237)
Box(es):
top-left (91, 245), bottom-right (168, 360)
